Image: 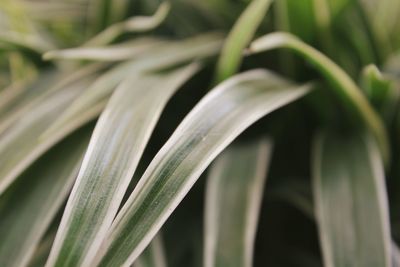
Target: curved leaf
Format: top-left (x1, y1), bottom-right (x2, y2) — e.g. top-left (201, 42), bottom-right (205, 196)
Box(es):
top-left (360, 64), bottom-right (398, 123)
top-left (85, 2), bottom-right (170, 47)
top-left (249, 32), bottom-right (389, 163)
top-left (0, 126), bottom-right (91, 267)
top-left (92, 69), bottom-right (312, 267)
top-left (45, 64), bottom-right (199, 267)
top-left (0, 63), bottom-right (104, 134)
top-left (42, 33), bottom-right (223, 139)
top-left (0, 77), bottom-right (91, 195)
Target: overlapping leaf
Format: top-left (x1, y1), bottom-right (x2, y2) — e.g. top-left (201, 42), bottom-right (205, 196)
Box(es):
top-left (249, 32), bottom-right (389, 162)
top-left (0, 126), bottom-right (92, 267)
top-left (91, 69), bottom-right (312, 267)
top-left (43, 38), bottom-right (165, 62)
top-left (45, 64), bottom-right (199, 267)
top-left (0, 76), bottom-right (92, 195)
top-left (42, 33), bottom-right (223, 138)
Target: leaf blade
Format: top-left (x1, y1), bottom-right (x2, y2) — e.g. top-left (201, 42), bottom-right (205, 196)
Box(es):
top-left (215, 0), bottom-right (272, 82)
top-left (0, 77), bottom-right (92, 195)
top-left (313, 131), bottom-right (392, 267)
top-left (204, 138), bottom-right (272, 267)
top-left (0, 126), bottom-right (92, 267)
top-left (45, 64), bottom-right (200, 267)
top-left (93, 69), bottom-right (312, 267)
top-left (249, 32), bottom-right (389, 163)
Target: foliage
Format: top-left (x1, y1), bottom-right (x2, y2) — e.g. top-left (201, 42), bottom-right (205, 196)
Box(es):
top-left (0, 0), bottom-right (400, 266)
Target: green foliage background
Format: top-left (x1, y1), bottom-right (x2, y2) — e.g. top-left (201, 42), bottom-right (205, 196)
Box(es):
top-left (0, 0), bottom-right (399, 266)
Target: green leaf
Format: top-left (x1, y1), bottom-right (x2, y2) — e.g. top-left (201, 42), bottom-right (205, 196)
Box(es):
top-left (45, 64), bottom-right (199, 267)
top-left (0, 31), bottom-right (54, 54)
top-left (42, 33), bottom-right (223, 138)
top-left (215, 0), bottom-right (272, 82)
top-left (0, 71), bottom-right (60, 128)
top-left (249, 32), bottom-right (389, 163)
top-left (92, 69), bottom-right (312, 267)
top-left (134, 235), bottom-right (167, 267)
top-left (276, 0), bottom-right (316, 43)
top-left (0, 63), bottom-right (104, 134)
top-left (327, 0), bottom-right (352, 18)
top-left (204, 138), bottom-right (272, 267)
top-left (43, 38), bottom-right (165, 62)
top-left (85, 2), bottom-right (170, 47)
top-left (0, 77), bottom-right (92, 195)
top-left (0, 126), bottom-right (92, 267)
top-left (360, 64), bottom-right (398, 123)
top-left (313, 131), bottom-right (392, 267)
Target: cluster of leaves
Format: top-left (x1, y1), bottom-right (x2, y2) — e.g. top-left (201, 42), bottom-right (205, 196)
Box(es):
top-left (0, 0), bottom-right (400, 266)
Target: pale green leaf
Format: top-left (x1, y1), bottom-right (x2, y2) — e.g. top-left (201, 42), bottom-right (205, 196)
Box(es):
top-left (0, 71), bottom-right (60, 128)
top-left (313, 131), bottom-right (392, 267)
top-left (215, 0), bottom-right (272, 82)
top-left (42, 33), bottom-right (223, 139)
top-left (204, 138), bottom-right (272, 267)
top-left (43, 38), bottom-right (165, 62)
top-left (85, 2), bottom-right (170, 47)
top-left (249, 32), bottom-right (389, 163)
top-left (92, 69), bottom-right (312, 267)
top-left (0, 77), bottom-right (91, 195)
top-left (0, 126), bottom-right (92, 267)
top-left (0, 63), bottom-right (104, 134)
top-left (45, 64), bottom-right (200, 267)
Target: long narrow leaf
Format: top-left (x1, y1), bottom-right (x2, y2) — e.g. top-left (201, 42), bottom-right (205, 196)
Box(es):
top-left (92, 69), bottom-right (312, 267)
top-left (45, 64), bottom-right (199, 267)
top-left (0, 71), bottom-right (60, 127)
top-left (313, 131), bottom-right (392, 267)
top-left (85, 2), bottom-right (170, 47)
top-left (0, 126), bottom-right (92, 267)
top-left (43, 38), bottom-right (165, 62)
top-left (0, 63), bottom-right (104, 134)
top-left (215, 0), bottom-right (272, 82)
top-left (249, 32), bottom-right (389, 163)
top-left (0, 78), bottom-right (91, 195)
top-left (42, 33), bottom-right (223, 139)
top-left (204, 138), bottom-right (272, 267)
